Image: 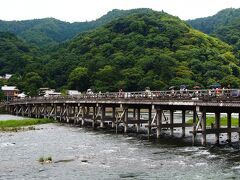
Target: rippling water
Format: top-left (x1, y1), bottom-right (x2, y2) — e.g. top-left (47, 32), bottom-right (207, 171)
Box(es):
top-left (1, 117), bottom-right (240, 179)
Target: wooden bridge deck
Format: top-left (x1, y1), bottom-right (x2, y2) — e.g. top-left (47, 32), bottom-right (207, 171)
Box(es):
top-left (5, 89), bottom-right (240, 146)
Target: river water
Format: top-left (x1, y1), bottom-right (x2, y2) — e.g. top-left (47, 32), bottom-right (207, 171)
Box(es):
top-left (1, 115), bottom-right (240, 179)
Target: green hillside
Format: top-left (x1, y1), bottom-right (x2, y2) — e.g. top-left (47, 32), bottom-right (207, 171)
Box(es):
top-left (0, 9), bottom-right (152, 48)
top-left (43, 10), bottom-right (240, 92)
top-left (0, 32), bottom-right (38, 74)
top-left (188, 8), bottom-right (240, 58)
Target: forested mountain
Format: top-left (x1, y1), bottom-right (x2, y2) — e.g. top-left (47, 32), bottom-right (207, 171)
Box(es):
top-left (0, 32), bottom-right (37, 74)
top-left (42, 10), bottom-right (240, 93)
top-left (2, 9), bottom-right (240, 96)
top-left (0, 32), bottom-right (46, 94)
top-left (188, 8), bottom-right (240, 58)
top-left (0, 9), bottom-right (152, 48)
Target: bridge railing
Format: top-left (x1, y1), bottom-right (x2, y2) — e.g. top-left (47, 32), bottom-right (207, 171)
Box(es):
top-left (9, 89), bottom-right (240, 104)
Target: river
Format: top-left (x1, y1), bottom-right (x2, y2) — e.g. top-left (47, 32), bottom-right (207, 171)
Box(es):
top-left (1, 115), bottom-right (240, 179)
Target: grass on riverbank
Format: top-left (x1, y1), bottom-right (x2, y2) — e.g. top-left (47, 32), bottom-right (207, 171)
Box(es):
top-left (0, 118), bottom-right (54, 128)
top-left (187, 116), bottom-right (239, 126)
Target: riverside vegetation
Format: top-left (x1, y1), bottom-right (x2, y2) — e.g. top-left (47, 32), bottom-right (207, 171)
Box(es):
top-left (0, 118), bottom-right (54, 131)
top-left (0, 8), bottom-right (240, 96)
top-left (187, 116), bottom-right (239, 126)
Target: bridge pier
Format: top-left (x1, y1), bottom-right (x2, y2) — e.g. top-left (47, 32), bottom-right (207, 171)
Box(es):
top-left (201, 109), bottom-right (207, 146)
top-left (227, 112), bottom-right (232, 143)
top-left (182, 110), bottom-right (186, 137)
top-left (156, 109), bottom-right (162, 139)
top-left (112, 107), bottom-right (116, 128)
top-left (170, 110), bottom-right (174, 136)
top-left (82, 107), bottom-right (85, 126)
top-left (147, 108), bottom-right (151, 137)
top-left (101, 106), bottom-right (105, 128)
top-left (215, 112), bottom-right (220, 144)
top-left (133, 108), bottom-right (136, 119)
top-left (135, 108), bottom-right (140, 133)
top-left (92, 106), bottom-right (96, 128)
top-left (192, 110), bottom-right (197, 145)
top-left (239, 113), bottom-right (240, 141)
top-left (124, 107), bottom-right (128, 133)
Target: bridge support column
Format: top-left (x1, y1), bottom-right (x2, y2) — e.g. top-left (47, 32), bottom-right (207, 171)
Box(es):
top-left (227, 112), bottom-right (232, 143)
top-left (73, 106), bottom-right (77, 124)
top-left (92, 106), bottom-right (96, 128)
top-left (170, 110), bottom-right (174, 136)
top-left (239, 113), bottom-right (240, 141)
top-left (147, 108), bottom-right (151, 136)
top-left (35, 105), bottom-right (38, 118)
top-left (86, 107), bottom-right (90, 116)
top-left (156, 109), bottom-right (162, 139)
top-left (21, 105), bottom-right (25, 117)
top-left (182, 110), bottom-right (186, 137)
top-left (16, 106), bottom-right (19, 116)
top-left (136, 108), bottom-right (140, 133)
top-left (215, 112), bottom-right (220, 144)
top-left (112, 107), bottom-right (116, 128)
top-left (43, 104), bottom-right (47, 118)
top-left (192, 110), bottom-right (197, 145)
top-left (124, 107), bottom-right (128, 133)
top-left (201, 109), bottom-right (206, 146)
top-left (59, 105), bottom-right (63, 122)
top-left (133, 108), bottom-right (136, 119)
top-left (101, 106), bottom-right (105, 128)
top-left (54, 104), bottom-right (57, 120)
top-left (82, 107), bottom-right (85, 126)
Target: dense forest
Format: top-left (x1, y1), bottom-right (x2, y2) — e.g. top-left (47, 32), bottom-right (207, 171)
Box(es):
top-left (1, 8), bottom-right (240, 96)
top-left (0, 9), bottom-right (152, 49)
top-left (188, 8), bottom-right (240, 58)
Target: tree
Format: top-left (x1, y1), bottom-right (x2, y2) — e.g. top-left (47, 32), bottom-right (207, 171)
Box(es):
top-left (68, 67), bottom-right (90, 91)
top-left (94, 65), bottom-right (118, 92)
top-left (23, 72), bottom-right (43, 96)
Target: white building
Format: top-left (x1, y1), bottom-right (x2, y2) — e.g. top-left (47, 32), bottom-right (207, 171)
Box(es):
top-left (67, 90), bottom-right (81, 96)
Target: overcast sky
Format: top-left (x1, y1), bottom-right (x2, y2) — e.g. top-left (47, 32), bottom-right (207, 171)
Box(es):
top-left (0, 0), bottom-right (240, 22)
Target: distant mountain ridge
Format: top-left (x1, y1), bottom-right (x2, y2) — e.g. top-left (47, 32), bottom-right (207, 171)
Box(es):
top-left (188, 8), bottom-right (240, 57)
top-left (0, 8), bottom-right (153, 48)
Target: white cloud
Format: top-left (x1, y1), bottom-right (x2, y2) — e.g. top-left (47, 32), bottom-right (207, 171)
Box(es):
top-left (0, 0), bottom-right (239, 22)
